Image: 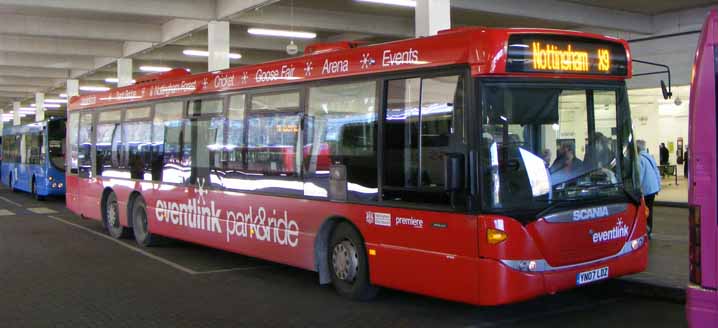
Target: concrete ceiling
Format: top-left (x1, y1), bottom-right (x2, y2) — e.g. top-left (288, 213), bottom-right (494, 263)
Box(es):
top-left (0, 0), bottom-right (716, 122)
top-left (565, 0), bottom-right (718, 15)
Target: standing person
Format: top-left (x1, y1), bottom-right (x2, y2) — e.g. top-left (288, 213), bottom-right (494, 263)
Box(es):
top-left (659, 142), bottom-right (669, 177)
top-left (659, 142), bottom-right (669, 165)
top-left (637, 140), bottom-right (661, 238)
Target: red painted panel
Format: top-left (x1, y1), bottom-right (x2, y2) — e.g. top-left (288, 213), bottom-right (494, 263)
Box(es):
top-left (527, 206), bottom-right (638, 267)
top-left (69, 28), bottom-right (630, 112)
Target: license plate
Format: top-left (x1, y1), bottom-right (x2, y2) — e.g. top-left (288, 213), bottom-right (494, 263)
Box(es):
top-left (576, 266), bottom-right (609, 285)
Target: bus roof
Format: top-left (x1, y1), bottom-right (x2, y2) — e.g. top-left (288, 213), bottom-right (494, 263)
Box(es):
top-left (69, 27), bottom-right (631, 111)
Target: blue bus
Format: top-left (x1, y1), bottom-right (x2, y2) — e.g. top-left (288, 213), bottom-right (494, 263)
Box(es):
top-left (1, 118), bottom-right (66, 199)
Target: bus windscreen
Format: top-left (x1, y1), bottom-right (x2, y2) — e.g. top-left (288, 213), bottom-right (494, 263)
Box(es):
top-left (48, 119), bottom-right (66, 171)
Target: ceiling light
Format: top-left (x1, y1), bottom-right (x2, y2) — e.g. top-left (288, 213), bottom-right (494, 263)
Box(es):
top-left (80, 86), bottom-right (110, 92)
top-left (355, 0), bottom-right (416, 7)
top-left (59, 93), bottom-right (67, 98)
top-left (139, 66), bottom-right (173, 73)
top-left (29, 103), bottom-right (62, 108)
top-left (183, 49), bottom-right (242, 59)
top-left (105, 77), bottom-right (137, 84)
top-left (44, 99), bottom-right (67, 104)
top-left (247, 28), bottom-right (316, 39)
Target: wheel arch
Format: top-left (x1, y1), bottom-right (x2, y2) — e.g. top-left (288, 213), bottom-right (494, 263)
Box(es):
top-left (314, 215), bottom-right (365, 285)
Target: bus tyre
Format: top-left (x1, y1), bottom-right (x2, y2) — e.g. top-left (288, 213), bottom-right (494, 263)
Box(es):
top-left (104, 193), bottom-right (130, 239)
top-left (32, 178), bottom-right (45, 201)
top-left (9, 175), bottom-right (16, 192)
top-left (131, 198), bottom-right (158, 247)
top-left (328, 222), bottom-right (379, 301)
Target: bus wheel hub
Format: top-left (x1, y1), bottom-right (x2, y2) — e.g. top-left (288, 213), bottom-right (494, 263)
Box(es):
top-left (332, 240), bottom-right (358, 282)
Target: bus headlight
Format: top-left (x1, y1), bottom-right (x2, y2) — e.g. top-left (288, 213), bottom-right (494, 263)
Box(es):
top-left (48, 176), bottom-right (53, 181)
top-left (631, 236), bottom-right (645, 250)
top-left (501, 259), bottom-right (547, 272)
top-left (58, 183), bottom-right (63, 188)
top-left (52, 183), bottom-right (57, 188)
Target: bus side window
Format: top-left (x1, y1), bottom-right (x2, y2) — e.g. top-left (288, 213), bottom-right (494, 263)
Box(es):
top-left (153, 101), bottom-right (185, 184)
top-left (78, 112), bottom-right (94, 178)
top-left (382, 74), bottom-right (464, 205)
top-left (187, 98), bottom-right (224, 187)
top-left (68, 112), bottom-right (80, 174)
top-left (224, 94), bottom-right (245, 172)
top-left (246, 92), bottom-right (302, 176)
top-left (304, 81), bottom-right (378, 201)
top-left (124, 106), bottom-right (152, 181)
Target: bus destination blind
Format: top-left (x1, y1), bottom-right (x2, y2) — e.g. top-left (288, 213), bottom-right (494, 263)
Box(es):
top-left (506, 34), bottom-right (628, 76)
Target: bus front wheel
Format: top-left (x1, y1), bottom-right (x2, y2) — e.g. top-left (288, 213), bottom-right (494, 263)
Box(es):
top-left (131, 197), bottom-right (159, 247)
top-left (31, 178), bottom-right (45, 201)
top-left (328, 222), bottom-right (379, 301)
top-left (104, 192), bottom-right (130, 239)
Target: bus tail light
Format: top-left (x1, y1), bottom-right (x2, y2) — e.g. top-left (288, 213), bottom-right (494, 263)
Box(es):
top-left (487, 228), bottom-right (507, 244)
top-left (689, 205), bottom-right (702, 285)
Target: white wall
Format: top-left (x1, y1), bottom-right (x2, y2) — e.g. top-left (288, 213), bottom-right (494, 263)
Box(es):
top-left (629, 85), bottom-right (690, 164)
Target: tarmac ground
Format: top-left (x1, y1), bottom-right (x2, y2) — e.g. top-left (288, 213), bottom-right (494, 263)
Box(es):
top-left (0, 187), bottom-right (688, 327)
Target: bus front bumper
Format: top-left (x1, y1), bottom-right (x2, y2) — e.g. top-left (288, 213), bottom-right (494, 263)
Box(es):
top-left (476, 241), bottom-right (648, 305)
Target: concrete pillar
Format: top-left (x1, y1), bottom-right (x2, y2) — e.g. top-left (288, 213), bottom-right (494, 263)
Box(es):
top-left (117, 58), bottom-right (133, 87)
top-left (0, 109), bottom-right (4, 132)
top-left (415, 0), bottom-right (451, 37)
top-left (12, 101), bottom-right (20, 126)
top-left (35, 92), bottom-right (45, 122)
top-left (208, 20), bottom-right (230, 72)
top-left (66, 79), bottom-right (79, 98)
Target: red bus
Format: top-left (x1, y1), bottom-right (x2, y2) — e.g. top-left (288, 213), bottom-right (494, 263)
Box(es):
top-left (686, 10), bottom-right (718, 327)
top-left (66, 27), bottom-right (648, 305)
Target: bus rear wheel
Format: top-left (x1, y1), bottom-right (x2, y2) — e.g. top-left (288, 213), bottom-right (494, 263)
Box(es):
top-left (328, 222), bottom-right (379, 301)
top-left (131, 198), bottom-right (159, 247)
top-left (104, 192), bottom-right (129, 239)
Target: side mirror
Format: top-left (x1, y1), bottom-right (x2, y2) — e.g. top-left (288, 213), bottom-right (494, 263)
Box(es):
top-left (660, 80), bottom-right (673, 100)
top-left (444, 153), bottom-right (465, 192)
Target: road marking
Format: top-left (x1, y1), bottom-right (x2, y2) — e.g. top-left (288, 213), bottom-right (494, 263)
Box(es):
top-left (0, 209), bottom-right (14, 216)
top-left (194, 265), bottom-right (274, 275)
top-left (45, 215), bottom-right (269, 276)
top-left (0, 196), bottom-right (22, 207)
top-left (28, 207), bottom-right (57, 214)
top-left (47, 215), bottom-right (197, 275)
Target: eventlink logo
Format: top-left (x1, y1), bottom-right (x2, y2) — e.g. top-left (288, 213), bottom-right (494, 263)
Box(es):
top-left (591, 219), bottom-right (629, 244)
top-left (154, 184), bottom-right (299, 248)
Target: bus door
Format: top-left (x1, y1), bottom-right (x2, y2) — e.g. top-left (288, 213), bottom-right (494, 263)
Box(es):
top-left (374, 73), bottom-right (477, 298)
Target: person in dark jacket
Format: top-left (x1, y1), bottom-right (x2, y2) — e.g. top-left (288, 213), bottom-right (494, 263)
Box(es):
top-left (659, 142), bottom-right (669, 165)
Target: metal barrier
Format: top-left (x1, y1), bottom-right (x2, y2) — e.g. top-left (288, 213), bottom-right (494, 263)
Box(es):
top-left (659, 164), bottom-right (678, 185)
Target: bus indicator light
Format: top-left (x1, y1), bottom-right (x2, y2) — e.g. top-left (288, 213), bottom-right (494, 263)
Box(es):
top-left (487, 228), bottom-right (507, 244)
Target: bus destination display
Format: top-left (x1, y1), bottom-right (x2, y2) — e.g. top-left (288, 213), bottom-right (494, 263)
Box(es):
top-left (506, 34), bottom-right (628, 76)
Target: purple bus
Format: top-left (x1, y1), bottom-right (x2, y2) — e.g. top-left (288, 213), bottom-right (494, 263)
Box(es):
top-left (686, 9), bottom-right (718, 327)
